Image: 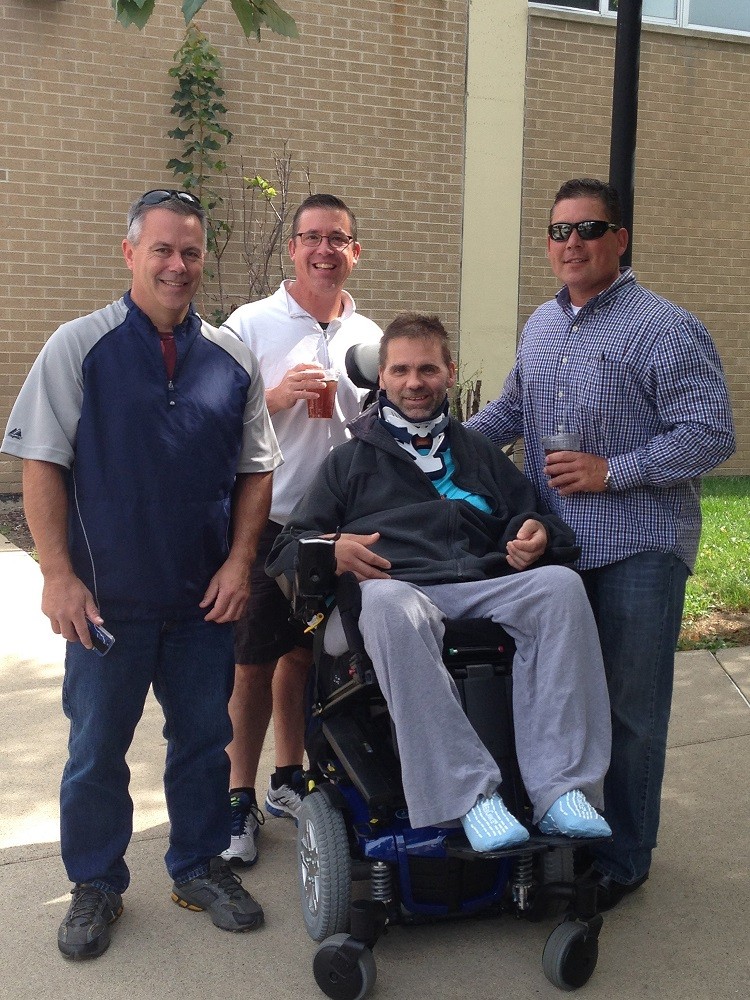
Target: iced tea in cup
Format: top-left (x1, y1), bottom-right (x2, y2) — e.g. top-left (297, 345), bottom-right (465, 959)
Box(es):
top-left (541, 432), bottom-right (581, 455)
top-left (307, 369), bottom-right (339, 418)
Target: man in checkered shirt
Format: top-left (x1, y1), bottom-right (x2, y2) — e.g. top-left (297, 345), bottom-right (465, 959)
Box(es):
top-left (468, 177), bottom-right (735, 910)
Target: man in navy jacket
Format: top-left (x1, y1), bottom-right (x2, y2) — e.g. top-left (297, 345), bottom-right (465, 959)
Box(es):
top-left (2, 190), bottom-right (281, 958)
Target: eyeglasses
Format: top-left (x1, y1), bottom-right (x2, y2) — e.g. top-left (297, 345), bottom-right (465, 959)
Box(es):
top-left (136, 190), bottom-right (203, 210)
top-left (293, 231), bottom-right (355, 251)
top-left (548, 220), bottom-right (620, 242)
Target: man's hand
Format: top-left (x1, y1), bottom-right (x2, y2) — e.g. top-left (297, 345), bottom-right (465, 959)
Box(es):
top-left (200, 555), bottom-right (251, 624)
top-left (327, 532), bottom-right (392, 582)
top-left (505, 519), bottom-right (548, 571)
top-left (266, 363), bottom-right (327, 415)
top-left (544, 451), bottom-right (608, 496)
top-left (23, 458), bottom-right (102, 648)
top-left (201, 470), bottom-right (271, 623)
top-left (41, 570), bottom-right (101, 647)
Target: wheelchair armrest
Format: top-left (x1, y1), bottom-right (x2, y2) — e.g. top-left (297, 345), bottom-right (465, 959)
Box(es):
top-left (291, 537), bottom-right (337, 623)
top-left (291, 543), bottom-right (368, 671)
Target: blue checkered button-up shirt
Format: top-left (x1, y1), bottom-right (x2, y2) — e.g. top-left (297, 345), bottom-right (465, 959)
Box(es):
top-left (467, 268), bottom-right (735, 571)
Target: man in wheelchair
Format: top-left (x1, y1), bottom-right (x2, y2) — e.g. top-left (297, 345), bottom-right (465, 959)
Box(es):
top-left (267, 313), bottom-right (611, 853)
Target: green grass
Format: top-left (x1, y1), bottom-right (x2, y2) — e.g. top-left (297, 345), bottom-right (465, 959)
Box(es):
top-left (679, 476), bottom-right (750, 649)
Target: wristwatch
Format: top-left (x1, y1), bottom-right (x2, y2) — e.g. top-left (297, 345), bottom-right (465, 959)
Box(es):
top-left (603, 468), bottom-right (612, 491)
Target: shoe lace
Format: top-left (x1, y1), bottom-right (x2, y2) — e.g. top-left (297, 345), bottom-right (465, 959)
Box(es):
top-left (212, 863), bottom-right (249, 900)
top-left (230, 799), bottom-right (264, 836)
top-left (67, 886), bottom-right (107, 926)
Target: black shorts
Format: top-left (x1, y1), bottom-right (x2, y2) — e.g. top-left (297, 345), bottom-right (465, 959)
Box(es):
top-left (233, 520), bottom-right (311, 664)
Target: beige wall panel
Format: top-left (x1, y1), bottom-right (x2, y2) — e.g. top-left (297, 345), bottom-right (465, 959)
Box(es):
top-left (460, 0), bottom-right (527, 402)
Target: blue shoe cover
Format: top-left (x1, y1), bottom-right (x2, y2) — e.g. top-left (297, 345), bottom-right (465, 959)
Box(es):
top-left (538, 790), bottom-right (612, 838)
top-left (461, 794), bottom-right (529, 852)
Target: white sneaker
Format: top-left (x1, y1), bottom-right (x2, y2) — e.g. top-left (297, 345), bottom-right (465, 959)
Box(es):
top-left (264, 775), bottom-right (304, 821)
top-left (221, 791), bottom-right (264, 866)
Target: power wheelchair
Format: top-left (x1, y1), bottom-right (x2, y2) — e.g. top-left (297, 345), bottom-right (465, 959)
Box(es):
top-left (289, 537), bottom-right (608, 1000)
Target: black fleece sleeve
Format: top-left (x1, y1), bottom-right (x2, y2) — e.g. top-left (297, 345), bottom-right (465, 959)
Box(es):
top-left (265, 450), bottom-right (350, 583)
top-left (498, 511), bottom-right (580, 566)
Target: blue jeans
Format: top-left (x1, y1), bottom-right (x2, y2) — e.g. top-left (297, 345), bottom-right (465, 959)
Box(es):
top-left (581, 552), bottom-right (689, 884)
top-left (60, 617), bottom-right (234, 893)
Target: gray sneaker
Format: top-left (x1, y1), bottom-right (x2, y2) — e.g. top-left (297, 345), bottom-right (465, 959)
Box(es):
top-left (264, 774), bottom-right (304, 821)
top-left (57, 883), bottom-right (123, 960)
top-left (171, 857), bottom-right (264, 932)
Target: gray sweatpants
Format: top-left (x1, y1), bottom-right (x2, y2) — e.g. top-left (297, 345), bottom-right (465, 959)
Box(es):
top-left (324, 566), bottom-right (611, 829)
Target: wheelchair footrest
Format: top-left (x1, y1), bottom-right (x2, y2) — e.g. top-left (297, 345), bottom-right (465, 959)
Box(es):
top-left (443, 831), bottom-right (611, 860)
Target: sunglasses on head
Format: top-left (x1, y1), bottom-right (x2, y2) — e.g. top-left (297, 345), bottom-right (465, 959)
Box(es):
top-left (548, 220), bottom-right (620, 242)
top-left (136, 189), bottom-right (203, 210)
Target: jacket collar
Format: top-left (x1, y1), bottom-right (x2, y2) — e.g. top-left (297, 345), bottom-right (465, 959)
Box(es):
top-left (123, 290), bottom-right (201, 339)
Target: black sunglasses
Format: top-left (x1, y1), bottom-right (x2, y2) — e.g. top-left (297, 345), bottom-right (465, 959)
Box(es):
top-left (136, 189), bottom-right (203, 210)
top-left (548, 220), bottom-right (620, 242)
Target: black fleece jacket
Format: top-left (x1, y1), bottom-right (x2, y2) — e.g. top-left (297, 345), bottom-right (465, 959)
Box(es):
top-left (266, 404), bottom-right (579, 586)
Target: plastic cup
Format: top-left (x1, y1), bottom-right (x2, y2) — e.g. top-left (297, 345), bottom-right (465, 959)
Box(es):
top-left (541, 432), bottom-right (581, 454)
top-left (307, 370), bottom-right (339, 418)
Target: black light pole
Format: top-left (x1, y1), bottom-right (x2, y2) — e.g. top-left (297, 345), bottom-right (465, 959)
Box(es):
top-left (608, 0), bottom-right (643, 266)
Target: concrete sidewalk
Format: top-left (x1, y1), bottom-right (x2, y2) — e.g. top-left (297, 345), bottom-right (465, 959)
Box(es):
top-left (1, 533), bottom-right (748, 1000)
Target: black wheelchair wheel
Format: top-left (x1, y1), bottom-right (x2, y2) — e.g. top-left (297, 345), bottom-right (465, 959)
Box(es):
top-left (297, 791), bottom-right (352, 941)
top-left (313, 934), bottom-right (377, 1000)
top-left (542, 920), bottom-right (599, 990)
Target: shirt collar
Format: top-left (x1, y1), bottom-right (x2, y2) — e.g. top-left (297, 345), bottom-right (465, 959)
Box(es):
top-left (556, 266), bottom-right (635, 314)
top-left (280, 280), bottom-right (356, 326)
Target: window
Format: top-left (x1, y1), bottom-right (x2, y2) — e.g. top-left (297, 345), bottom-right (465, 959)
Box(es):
top-left (688, 1), bottom-right (750, 33)
top-left (531, 1), bottom-right (750, 35)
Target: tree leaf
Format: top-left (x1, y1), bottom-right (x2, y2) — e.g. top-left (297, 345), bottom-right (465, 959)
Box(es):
top-left (229, 0), bottom-right (261, 40)
top-left (113, 0), bottom-right (297, 38)
top-left (166, 160), bottom-right (192, 174)
top-left (182, 0), bottom-right (209, 24)
top-left (255, 0), bottom-right (299, 38)
top-left (228, 0), bottom-right (298, 40)
top-left (111, 0), bottom-right (156, 31)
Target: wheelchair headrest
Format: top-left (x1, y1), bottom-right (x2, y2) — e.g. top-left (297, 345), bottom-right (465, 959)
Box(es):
top-left (345, 342), bottom-right (380, 391)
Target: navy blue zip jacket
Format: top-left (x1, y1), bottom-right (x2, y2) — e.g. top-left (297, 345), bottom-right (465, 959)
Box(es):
top-left (2, 293), bottom-right (280, 619)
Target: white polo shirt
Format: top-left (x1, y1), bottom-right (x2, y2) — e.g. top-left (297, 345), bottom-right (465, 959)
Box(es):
top-left (222, 281), bottom-right (382, 524)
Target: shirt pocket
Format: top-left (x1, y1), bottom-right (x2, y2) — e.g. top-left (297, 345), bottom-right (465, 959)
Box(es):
top-left (578, 353), bottom-right (645, 452)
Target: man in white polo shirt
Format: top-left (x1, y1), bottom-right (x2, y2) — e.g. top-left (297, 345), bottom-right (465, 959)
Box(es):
top-left (219, 194), bottom-right (382, 866)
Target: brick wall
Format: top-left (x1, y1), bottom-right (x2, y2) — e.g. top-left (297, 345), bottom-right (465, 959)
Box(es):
top-left (0, 0), bottom-right (469, 491)
top-left (4, 4), bottom-right (747, 493)
top-left (521, 12), bottom-right (749, 474)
